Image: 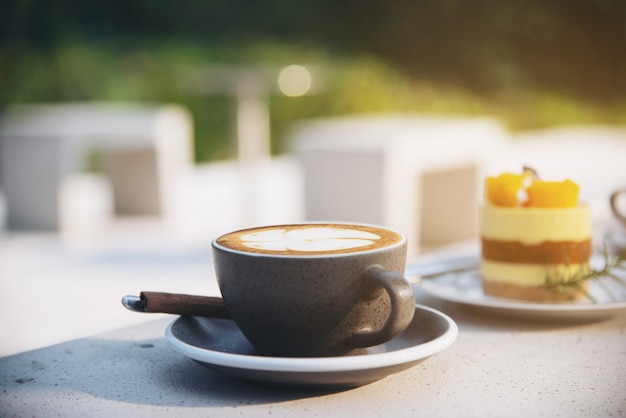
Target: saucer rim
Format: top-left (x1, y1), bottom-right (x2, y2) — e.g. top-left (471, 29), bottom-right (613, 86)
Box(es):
top-left (165, 304), bottom-right (458, 373)
top-left (420, 271), bottom-right (626, 314)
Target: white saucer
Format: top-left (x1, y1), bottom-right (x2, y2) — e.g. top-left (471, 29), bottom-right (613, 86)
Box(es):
top-left (165, 304), bottom-right (458, 389)
top-left (420, 271), bottom-right (626, 321)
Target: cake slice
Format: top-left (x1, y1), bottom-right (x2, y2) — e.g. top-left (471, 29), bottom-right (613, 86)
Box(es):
top-left (480, 170), bottom-right (592, 301)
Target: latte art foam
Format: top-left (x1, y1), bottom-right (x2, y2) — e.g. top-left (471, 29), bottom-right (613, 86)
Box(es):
top-left (215, 224), bottom-right (404, 255)
top-left (242, 227), bottom-right (380, 252)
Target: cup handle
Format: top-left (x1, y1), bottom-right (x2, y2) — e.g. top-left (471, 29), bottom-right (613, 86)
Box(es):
top-left (610, 188), bottom-right (626, 226)
top-left (349, 265), bottom-right (416, 348)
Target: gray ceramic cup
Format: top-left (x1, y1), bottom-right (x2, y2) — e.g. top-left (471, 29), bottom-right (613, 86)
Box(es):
top-left (211, 222), bottom-right (415, 357)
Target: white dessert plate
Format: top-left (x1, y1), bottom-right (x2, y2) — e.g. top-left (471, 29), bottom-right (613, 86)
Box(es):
top-left (165, 304), bottom-right (458, 389)
top-left (420, 271), bottom-right (626, 321)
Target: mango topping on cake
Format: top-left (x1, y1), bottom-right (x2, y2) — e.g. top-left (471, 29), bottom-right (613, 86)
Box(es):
top-left (526, 179), bottom-right (579, 208)
top-left (485, 168), bottom-right (580, 209)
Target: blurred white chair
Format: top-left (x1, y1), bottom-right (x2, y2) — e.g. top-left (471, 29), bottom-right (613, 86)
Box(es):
top-left (176, 156), bottom-right (305, 240)
top-left (291, 115), bottom-right (510, 255)
top-left (0, 102), bottom-right (193, 232)
top-left (58, 173), bottom-right (114, 245)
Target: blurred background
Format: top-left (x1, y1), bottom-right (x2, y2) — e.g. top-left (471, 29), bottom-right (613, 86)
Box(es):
top-left (1, 0), bottom-right (626, 355)
top-left (2, 0), bottom-right (626, 160)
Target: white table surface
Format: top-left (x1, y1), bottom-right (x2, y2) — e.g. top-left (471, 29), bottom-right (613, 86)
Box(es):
top-left (2, 291), bottom-right (625, 417)
top-left (1, 224), bottom-right (625, 417)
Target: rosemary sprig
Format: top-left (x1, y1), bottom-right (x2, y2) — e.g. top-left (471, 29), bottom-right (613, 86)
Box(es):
top-left (544, 243), bottom-right (626, 303)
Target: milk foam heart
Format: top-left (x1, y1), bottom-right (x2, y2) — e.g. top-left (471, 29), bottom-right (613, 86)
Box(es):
top-left (215, 223), bottom-right (404, 256)
top-left (240, 227), bottom-right (380, 252)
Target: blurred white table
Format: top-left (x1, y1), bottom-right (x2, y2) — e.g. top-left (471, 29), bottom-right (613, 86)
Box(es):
top-left (1, 229), bottom-right (625, 417)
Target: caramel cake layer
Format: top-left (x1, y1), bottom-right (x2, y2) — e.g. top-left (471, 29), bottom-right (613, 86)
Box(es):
top-left (481, 238), bottom-right (591, 264)
top-left (482, 280), bottom-right (589, 302)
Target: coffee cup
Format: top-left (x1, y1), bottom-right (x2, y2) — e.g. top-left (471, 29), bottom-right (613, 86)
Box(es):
top-left (211, 222), bottom-right (415, 357)
top-left (610, 188), bottom-right (626, 229)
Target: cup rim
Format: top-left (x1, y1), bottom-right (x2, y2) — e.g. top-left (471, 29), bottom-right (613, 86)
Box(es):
top-left (211, 221), bottom-right (407, 259)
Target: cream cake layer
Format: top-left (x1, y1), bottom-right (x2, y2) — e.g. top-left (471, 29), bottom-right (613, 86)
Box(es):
top-left (480, 205), bottom-right (592, 245)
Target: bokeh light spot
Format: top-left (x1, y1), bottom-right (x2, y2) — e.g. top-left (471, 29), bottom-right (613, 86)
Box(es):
top-left (278, 65), bottom-right (312, 97)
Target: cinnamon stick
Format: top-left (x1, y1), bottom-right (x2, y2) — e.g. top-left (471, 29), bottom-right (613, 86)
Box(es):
top-left (139, 291), bottom-right (231, 319)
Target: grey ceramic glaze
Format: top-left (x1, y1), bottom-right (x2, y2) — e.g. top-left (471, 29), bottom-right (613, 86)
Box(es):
top-left (211, 224), bottom-right (415, 357)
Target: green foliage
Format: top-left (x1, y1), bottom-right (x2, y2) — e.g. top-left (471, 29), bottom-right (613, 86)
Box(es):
top-left (2, 40), bottom-right (625, 162)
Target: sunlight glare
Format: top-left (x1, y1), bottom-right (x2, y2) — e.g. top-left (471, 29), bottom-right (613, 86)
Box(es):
top-left (277, 65), bottom-right (312, 97)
